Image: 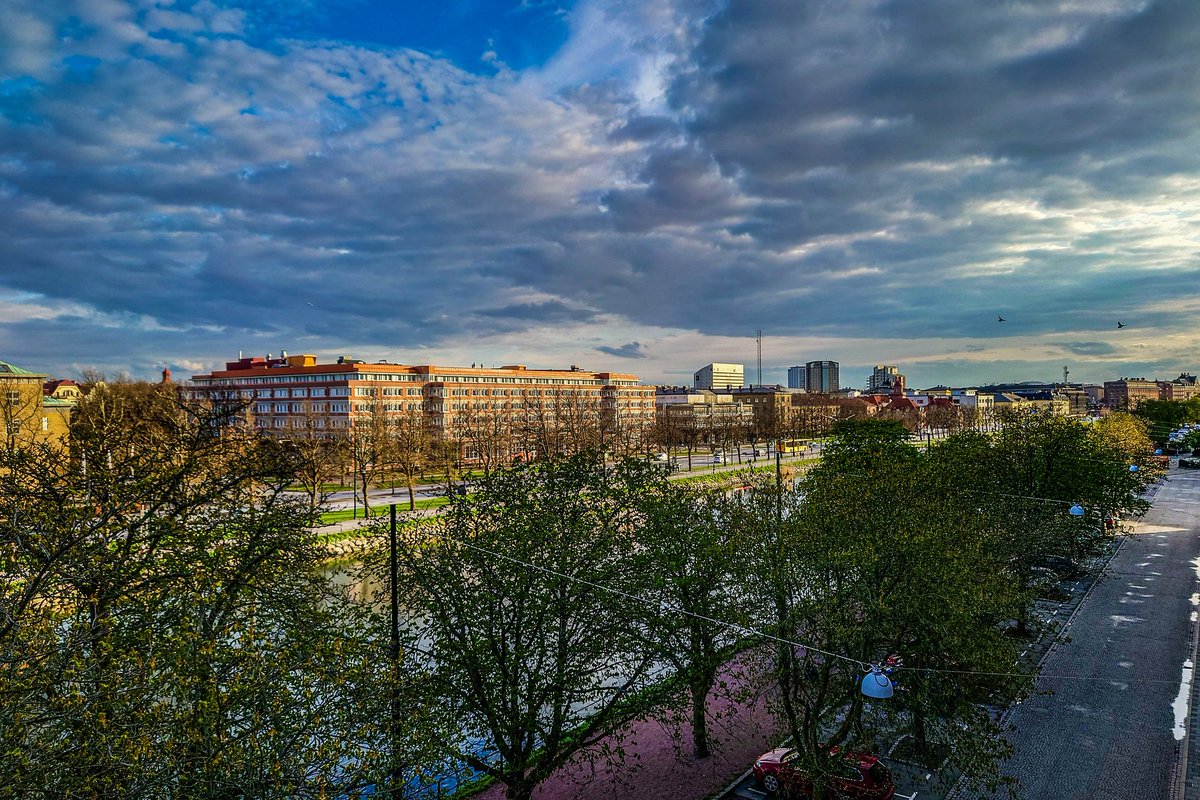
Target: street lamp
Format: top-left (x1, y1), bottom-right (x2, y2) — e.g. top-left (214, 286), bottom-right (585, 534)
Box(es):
top-left (861, 665), bottom-right (894, 699)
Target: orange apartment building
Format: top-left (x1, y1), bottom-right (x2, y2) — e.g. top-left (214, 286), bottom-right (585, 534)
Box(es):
top-left (188, 352), bottom-right (657, 456)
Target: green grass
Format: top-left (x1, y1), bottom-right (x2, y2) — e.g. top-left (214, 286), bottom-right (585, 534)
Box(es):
top-left (318, 496), bottom-right (450, 525)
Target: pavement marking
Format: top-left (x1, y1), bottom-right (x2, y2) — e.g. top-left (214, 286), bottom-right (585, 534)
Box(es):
top-left (1174, 659), bottom-right (1195, 741)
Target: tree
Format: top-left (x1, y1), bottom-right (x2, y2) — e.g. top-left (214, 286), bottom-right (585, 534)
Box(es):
top-left (1134, 398), bottom-right (1200, 442)
top-left (0, 379), bottom-right (406, 797)
top-left (347, 393), bottom-right (394, 517)
top-left (281, 397), bottom-right (348, 514)
top-left (391, 408), bottom-right (434, 510)
top-left (387, 452), bottom-right (660, 800)
top-left (630, 483), bottom-right (751, 758)
top-left (454, 401), bottom-right (513, 476)
top-left (747, 422), bottom-right (1025, 798)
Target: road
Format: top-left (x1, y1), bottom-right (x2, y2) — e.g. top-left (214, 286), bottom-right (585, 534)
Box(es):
top-left (979, 466), bottom-right (1200, 800)
top-left (312, 445), bottom-right (827, 514)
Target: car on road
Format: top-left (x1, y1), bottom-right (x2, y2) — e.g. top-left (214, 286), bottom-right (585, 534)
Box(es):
top-left (753, 747), bottom-right (895, 798)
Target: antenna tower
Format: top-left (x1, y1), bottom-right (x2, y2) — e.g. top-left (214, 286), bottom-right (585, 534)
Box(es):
top-left (756, 330), bottom-right (763, 387)
top-left (1063, 365), bottom-right (1069, 386)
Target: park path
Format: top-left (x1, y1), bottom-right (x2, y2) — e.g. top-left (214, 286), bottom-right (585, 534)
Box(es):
top-left (473, 659), bottom-right (782, 800)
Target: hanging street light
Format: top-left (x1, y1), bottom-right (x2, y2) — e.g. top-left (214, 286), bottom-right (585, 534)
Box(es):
top-left (861, 664), bottom-right (894, 699)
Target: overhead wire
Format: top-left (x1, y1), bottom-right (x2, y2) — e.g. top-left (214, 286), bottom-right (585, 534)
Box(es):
top-left (381, 469), bottom-right (1166, 685)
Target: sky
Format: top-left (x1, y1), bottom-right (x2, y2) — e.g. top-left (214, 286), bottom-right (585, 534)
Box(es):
top-left (2, 0), bottom-right (1199, 389)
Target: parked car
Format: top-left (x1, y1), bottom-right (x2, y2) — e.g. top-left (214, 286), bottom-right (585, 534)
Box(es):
top-left (753, 747), bottom-right (895, 798)
top-left (712, 454), bottom-right (724, 464)
top-left (653, 452), bottom-right (670, 462)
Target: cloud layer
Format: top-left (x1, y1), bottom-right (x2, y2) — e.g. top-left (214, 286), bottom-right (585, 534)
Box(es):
top-left (2, 0), bottom-right (1199, 387)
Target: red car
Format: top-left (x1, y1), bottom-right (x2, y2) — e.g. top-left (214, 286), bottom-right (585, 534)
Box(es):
top-left (753, 747), bottom-right (895, 799)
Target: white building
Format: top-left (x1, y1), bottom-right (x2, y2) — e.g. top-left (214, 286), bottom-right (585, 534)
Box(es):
top-left (693, 362), bottom-right (745, 390)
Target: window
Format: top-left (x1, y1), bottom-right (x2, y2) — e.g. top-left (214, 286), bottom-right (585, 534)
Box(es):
top-left (7, 421), bottom-right (20, 435)
top-left (42, 417), bottom-right (49, 431)
top-left (6, 390), bottom-right (19, 407)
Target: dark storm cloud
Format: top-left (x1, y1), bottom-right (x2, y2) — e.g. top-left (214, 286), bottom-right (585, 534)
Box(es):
top-left (2, 0), bottom-right (1200, 380)
top-left (596, 341), bottom-right (648, 359)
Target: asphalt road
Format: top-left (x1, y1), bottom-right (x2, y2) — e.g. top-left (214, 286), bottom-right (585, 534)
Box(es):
top-left (980, 467), bottom-right (1200, 800)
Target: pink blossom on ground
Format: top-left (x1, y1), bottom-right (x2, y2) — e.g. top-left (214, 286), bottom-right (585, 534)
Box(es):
top-left (475, 659), bottom-right (784, 800)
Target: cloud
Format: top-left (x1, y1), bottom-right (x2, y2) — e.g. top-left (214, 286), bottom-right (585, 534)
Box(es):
top-left (1060, 341), bottom-right (1118, 356)
top-left (596, 340), bottom-right (649, 359)
top-left (2, 0), bottom-right (1200, 387)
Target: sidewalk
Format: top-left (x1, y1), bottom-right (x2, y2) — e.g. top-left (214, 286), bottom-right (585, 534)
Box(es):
top-left (472, 658), bottom-right (782, 800)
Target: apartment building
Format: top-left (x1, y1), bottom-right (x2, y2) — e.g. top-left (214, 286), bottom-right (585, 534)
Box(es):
top-left (189, 352), bottom-right (656, 450)
top-left (1, 360), bottom-right (71, 447)
top-left (1103, 378), bottom-right (1161, 410)
top-left (867, 365), bottom-right (904, 393)
top-left (1160, 374), bottom-right (1200, 401)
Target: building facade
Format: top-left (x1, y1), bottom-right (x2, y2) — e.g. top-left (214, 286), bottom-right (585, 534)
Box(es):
top-left (867, 365), bottom-right (904, 393)
top-left (190, 353), bottom-right (656, 457)
top-left (1, 360), bottom-right (71, 447)
top-left (693, 362), bottom-right (744, 390)
top-left (655, 388), bottom-right (755, 433)
top-left (1103, 378), bottom-right (1161, 410)
top-left (1160, 374), bottom-right (1200, 401)
top-left (805, 360), bottom-right (840, 393)
top-left (787, 365), bottom-right (807, 390)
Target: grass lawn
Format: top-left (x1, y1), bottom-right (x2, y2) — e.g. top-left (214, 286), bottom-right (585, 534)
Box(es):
top-left (318, 496), bottom-right (450, 525)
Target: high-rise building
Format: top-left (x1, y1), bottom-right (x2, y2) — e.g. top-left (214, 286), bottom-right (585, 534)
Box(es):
top-left (805, 360), bottom-right (839, 394)
top-left (787, 365), bottom-right (807, 390)
top-left (867, 365), bottom-right (904, 393)
top-left (693, 362), bottom-right (744, 390)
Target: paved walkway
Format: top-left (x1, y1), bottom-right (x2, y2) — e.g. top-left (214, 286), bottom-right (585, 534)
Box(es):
top-left (981, 468), bottom-right (1200, 800)
top-left (471, 658), bottom-right (782, 800)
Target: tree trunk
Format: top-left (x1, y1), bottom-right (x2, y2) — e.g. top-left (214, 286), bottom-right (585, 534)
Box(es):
top-left (691, 680), bottom-right (711, 759)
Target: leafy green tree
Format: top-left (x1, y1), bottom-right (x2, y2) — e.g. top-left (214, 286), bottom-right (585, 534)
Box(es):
top-left (1134, 398), bottom-right (1200, 442)
top-left (629, 484), bottom-right (751, 758)
top-left (386, 452), bottom-right (662, 800)
top-left (0, 380), bottom-right (414, 798)
top-left (748, 423), bottom-right (1024, 798)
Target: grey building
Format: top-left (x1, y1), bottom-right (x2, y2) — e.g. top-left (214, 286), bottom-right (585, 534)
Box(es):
top-left (805, 360), bottom-right (839, 393)
top-left (787, 365), bottom-right (807, 390)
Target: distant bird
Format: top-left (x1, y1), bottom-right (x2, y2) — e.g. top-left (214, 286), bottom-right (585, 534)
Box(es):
top-left (1116, 321), bottom-right (1126, 329)
top-left (306, 301), bottom-right (316, 308)
top-left (997, 315), bottom-right (1006, 323)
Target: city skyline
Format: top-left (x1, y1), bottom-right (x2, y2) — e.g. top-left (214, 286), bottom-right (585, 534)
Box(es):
top-left (3, 1), bottom-right (1200, 387)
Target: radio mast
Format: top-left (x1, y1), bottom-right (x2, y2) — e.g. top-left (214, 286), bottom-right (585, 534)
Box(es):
top-left (756, 330), bottom-right (763, 386)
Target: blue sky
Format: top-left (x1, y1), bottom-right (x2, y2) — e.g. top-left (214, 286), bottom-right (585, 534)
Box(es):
top-left (2, 0), bottom-right (1200, 389)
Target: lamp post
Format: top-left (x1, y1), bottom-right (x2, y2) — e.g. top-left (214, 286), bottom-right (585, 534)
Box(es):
top-left (388, 502), bottom-right (403, 794)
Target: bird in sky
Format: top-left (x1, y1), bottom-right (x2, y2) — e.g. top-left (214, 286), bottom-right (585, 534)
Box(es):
top-left (1117, 321), bottom-right (1126, 329)
top-left (306, 301), bottom-right (316, 308)
top-left (998, 315), bottom-right (1006, 322)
